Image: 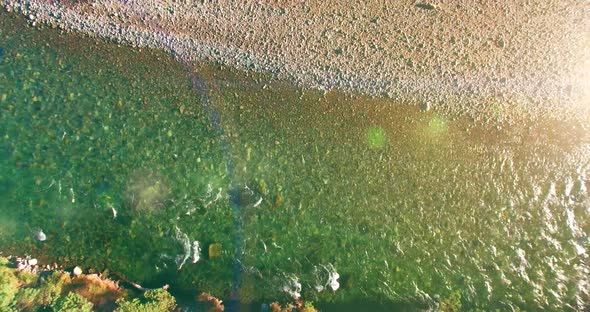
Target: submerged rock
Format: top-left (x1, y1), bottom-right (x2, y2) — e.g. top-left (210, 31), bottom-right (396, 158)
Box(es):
top-left (420, 101), bottom-right (432, 112)
top-left (208, 243), bottom-right (222, 259)
top-left (229, 184), bottom-right (259, 208)
top-left (415, 2), bottom-right (436, 10)
top-left (34, 229), bottom-right (47, 242)
top-left (16, 261), bottom-right (27, 270)
top-left (125, 169), bottom-right (170, 212)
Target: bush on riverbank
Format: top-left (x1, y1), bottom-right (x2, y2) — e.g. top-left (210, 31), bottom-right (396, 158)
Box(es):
top-left (0, 256), bottom-right (176, 311)
top-left (115, 289), bottom-right (176, 312)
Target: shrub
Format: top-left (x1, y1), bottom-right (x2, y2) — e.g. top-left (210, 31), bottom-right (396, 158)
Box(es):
top-left (51, 292), bottom-right (93, 312)
top-left (13, 288), bottom-right (43, 312)
top-left (115, 289), bottom-right (176, 312)
top-left (439, 290), bottom-right (462, 312)
top-left (0, 260), bottom-right (20, 309)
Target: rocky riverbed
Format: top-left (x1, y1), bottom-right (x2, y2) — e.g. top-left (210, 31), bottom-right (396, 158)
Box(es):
top-left (2, 0), bottom-right (589, 124)
top-left (1, 5), bottom-right (589, 310)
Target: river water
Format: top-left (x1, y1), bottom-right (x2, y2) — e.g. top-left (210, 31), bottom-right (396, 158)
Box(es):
top-left (1, 11), bottom-right (589, 311)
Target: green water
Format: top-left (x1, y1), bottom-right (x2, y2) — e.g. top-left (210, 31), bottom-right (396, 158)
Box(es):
top-left (1, 11), bottom-right (590, 310)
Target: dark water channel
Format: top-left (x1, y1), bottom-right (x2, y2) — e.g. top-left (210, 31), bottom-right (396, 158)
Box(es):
top-left (1, 11), bottom-right (589, 311)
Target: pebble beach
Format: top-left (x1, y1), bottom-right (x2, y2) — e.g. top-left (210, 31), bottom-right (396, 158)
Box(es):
top-left (2, 0), bottom-right (588, 123)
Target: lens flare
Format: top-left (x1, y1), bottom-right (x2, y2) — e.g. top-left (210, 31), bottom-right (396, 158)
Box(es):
top-left (366, 126), bottom-right (387, 149)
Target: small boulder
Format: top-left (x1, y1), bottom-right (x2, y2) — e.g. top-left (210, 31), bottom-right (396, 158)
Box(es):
top-left (208, 243), bottom-right (222, 259)
top-left (35, 229), bottom-right (47, 242)
top-left (16, 262), bottom-right (27, 270)
top-left (73, 266), bottom-right (83, 276)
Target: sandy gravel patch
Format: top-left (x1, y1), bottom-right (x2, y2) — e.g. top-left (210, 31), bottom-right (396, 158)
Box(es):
top-left (2, 0), bottom-right (589, 123)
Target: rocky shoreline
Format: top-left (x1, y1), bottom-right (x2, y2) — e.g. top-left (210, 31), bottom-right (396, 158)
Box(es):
top-left (0, 254), bottom-right (319, 311)
top-left (2, 0), bottom-right (588, 124)
top-left (5, 254), bottom-right (156, 291)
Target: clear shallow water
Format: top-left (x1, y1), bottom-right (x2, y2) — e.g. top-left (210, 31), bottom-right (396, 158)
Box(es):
top-left (1, 12), bottom-right (590, 310)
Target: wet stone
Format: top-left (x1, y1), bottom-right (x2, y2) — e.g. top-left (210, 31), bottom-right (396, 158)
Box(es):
top-left (420, 101), bottom-right (432, 112)
top-left (208, 243), bottom-right (222, 259)
top-left (34, 229), bottom-right (47, 242)
top-left (229, 184), bottom-right (259, 208)
top-left (415, 2), bottom-right (436, 10)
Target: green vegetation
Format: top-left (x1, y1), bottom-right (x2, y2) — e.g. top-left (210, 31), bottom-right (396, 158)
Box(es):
top-left (0, 256), bottom-right (176, 311)
top-left (301, 301), bottom-right (319, 312)
top-left (439, 291), bottom-right (462, 312)
top-left (0, 259), bottom-right (20, 310)
top-left (51, 293), bottom-right (93, 312)
top-left (115, 289), bottom-right (176, 312)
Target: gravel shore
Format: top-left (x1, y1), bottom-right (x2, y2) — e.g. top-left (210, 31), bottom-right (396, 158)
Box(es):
top-left (2, 0), bottom-right (589, 123)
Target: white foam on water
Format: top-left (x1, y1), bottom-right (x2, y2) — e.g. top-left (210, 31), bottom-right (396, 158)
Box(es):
top-left (311, 264), bottom-right (340, 294)
top-left (541, 230), bottom-right (562, 251)
top-left (328, 270), bottom-right (340, 291)
top-left (281, 275), bottom-right (301, 299)
top-left (174, 225), bottom-right (191, 270)
top-left (564, 177), bottom-right (574, 198)
top-left (191, 240), bottom-right (201, 263)
top-left (483, 276), bottom-right (493, 300)
top-left (565, 207), bottom-right (582, 237)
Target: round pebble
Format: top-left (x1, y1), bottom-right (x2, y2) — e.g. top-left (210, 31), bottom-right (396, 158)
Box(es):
top-left (73, 266), bottom-right (83, 276)
top-left (35, 230), bottom-right (47, 242)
